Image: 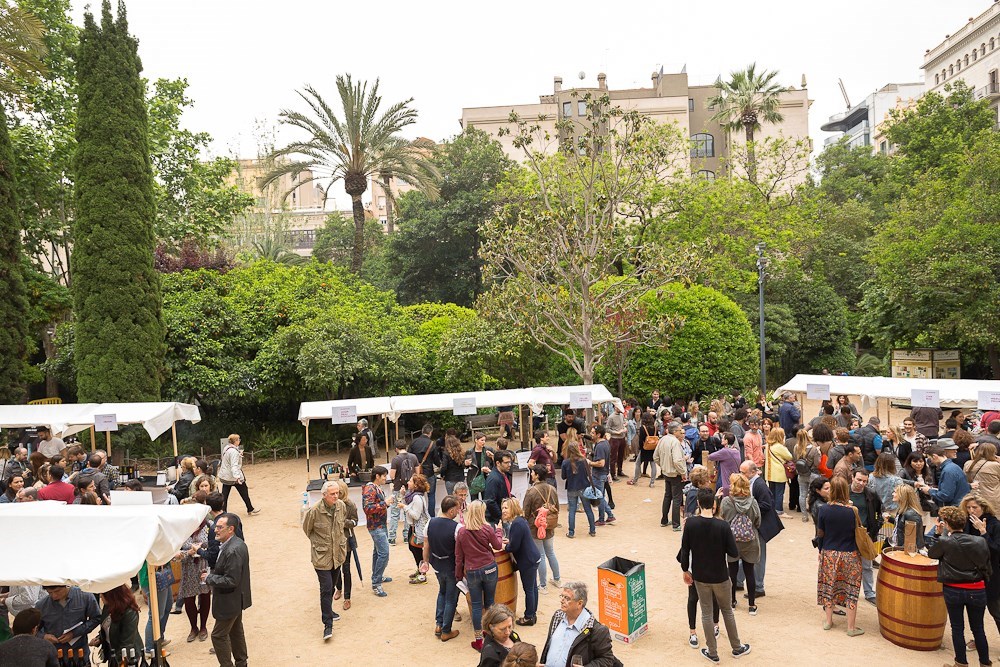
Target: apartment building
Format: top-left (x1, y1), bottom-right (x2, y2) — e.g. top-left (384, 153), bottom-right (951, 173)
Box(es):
top-left (923, 1), bottom-right (1000, 119)
top-left (460, 69), bottom-right (812, 182)
top-left (821, 82), bottom-right (924, 154)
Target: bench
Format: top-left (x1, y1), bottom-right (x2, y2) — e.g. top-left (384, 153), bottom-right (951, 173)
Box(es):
top-left (466, 413), bottom-right (501, 439)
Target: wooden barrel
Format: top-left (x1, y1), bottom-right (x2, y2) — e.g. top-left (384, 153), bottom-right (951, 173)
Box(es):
top-left (876, 549), bottom-right (946, 651)
top-left (464, 551), bottom-right (519, 620)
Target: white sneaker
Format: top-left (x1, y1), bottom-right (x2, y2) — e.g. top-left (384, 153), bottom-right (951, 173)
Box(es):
top-left (538, 585), bottom-right (548, 595)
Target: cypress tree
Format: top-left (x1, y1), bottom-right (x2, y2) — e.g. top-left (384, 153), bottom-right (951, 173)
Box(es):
top-left (73, 0), bottom-right (164, 401)
top-left (0, 104), bottom-right (30, 403)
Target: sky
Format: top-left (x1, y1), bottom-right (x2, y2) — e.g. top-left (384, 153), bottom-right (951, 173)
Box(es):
top-left (69, 0), bottom-right (993, 209)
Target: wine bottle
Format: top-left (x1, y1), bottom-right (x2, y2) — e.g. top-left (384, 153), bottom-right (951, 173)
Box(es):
top-left (77, 648), bottom-right (85, 667)
top-left (56, 649), bottom-right (63, 667)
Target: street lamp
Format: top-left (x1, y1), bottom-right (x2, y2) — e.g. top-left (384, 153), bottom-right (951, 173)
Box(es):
top-left (756, 243), bottom-right (767, 399)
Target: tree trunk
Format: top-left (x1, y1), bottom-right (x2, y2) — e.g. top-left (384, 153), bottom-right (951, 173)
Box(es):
top-left (350, 195), bottom-right (365, 275)
top-left (617, 366), bottom-right (624, 399)
top-left (989, 343), bottom-right (1000, 379)
top-left (744, 123), bottom-right (757, 185)
top-left (42, 326), bottom-right (59, 398)
top-left (382, 174), bottom-right (395, 234)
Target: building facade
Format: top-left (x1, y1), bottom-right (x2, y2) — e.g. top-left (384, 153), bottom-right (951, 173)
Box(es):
top-left (460, 69), bottom-right (812, 182)
top-left (821, 82), bottom-right (924, 153)
top-left (923, 1), bottom-right (1000, 119)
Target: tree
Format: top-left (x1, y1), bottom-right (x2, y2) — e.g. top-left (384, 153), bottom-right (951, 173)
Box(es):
top-left (624, 284), bottom-right (758, 400)
top-left (0, 102), bottom-right (31, 402)
top-left (0, 0), bottom-right (47, 98)
top-left (480, 95), bottom-right (689, 384)
top-left (312, 210), bottom-right (384, 271)
top-left (263, 76), bottom-right (439, 275)
top-left (386, 128), bottom-right (514, 306)
top-left (73, 0), bottom-right (164, 401)
top-left (708, 63), bottom-right (787, 184)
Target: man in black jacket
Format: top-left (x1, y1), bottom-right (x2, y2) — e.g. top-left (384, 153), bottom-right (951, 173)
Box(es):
top-left (200, 492), bottom-right (244, 568)
top-left (540, 581), bottom-right (619, 667)
top-left (483, 451), bottom-right (513, 525)
top-left (850, 468), bottom-right (882, 604)
top-left (737, 461), bottom-right (783, 597)
top-left (202, 514), bottom-right (251, 667)
top-left (409, 423), bottom-right (439, 517)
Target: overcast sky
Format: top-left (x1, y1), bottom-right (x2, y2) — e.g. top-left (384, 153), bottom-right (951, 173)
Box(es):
top-left (70, 0), bottom-right (991, 208)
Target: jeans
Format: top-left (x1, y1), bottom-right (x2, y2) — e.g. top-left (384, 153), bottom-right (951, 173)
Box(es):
top-left (593, 473), bottom-right (614, 522)
top-left (518, 559), bottom-right (540, 619)
top-left (661, 475), bottom-right (684, 528)
top-left (737, 537), bottom-right (766, 592)
top-left (687, 582), bottom-right (719, 630)
top-left (388, 490), bottom-right (404, 541)
top-left (143, 583), bottom-right (172, 651)
top-left (943, 586), bottom-right (989, 666)
top-left (532, 536), bottom-right (560, 586)
top-left (465, 563), bottom-right (499, 632)
top-left (768, 480), bottom-right (785, 513)
top-left (445, 479), bottom-right (459, 495)
top-left (221, 482), bottom-right (255, 513)
top-left (370, 527), bottom-right (390, 586)
top-left (861, 558), bottom-right (875, 600)
top-left (694, 580), bottom-right (742, 658)
top-left (426, 475), bottom-right (437, 518)
top-left (315, 566), bottom-right (344, 628)
top-left (797, 474), bottom-right (811, 517)
top-left (566, 490), bottom-right (596, 536)
top-left (631, 457), bottom-right (657, 485)
top-left (434, 570), bottom-right (460, 633)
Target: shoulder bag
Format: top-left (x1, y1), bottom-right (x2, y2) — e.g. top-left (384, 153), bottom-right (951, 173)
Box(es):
top-left (852, 506), bottom-right (879, 560)
top-left (581, 465), bottom-right (603, 506)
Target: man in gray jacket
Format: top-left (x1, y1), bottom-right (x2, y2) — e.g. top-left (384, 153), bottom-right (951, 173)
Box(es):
top-left (202, 514), bottom-right (252, 667)
top-left (654, 423), bottom-right (689, 531)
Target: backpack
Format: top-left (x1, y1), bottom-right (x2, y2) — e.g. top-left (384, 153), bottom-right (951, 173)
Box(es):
top-left (539, 485), bottom-right (559, 531)
top-left (398, 453), bottom-right (417, 484)
top-left (730, 512), bottom-right (756, 543)
top-left (795, 446), bottom-right (813, 476)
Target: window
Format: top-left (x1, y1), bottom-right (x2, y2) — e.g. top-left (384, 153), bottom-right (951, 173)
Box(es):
top-left (992, 38), bottom-right (996, 51)
top-left (935, 74), bottom-right (940, 85)
top-left (562, 101), bottom-right (572, 117)
top-left (991, 69), bottom-right (999, 94)
top-left (578, 100), bottom-right (587, 116)
top-left (974, 50), bottom-right (979, 61)
top-left (949, 65), bottom-right (954, 76)
top-left (965, 55), bottom-right (970, 67)
top-left (690, 133), bottom-right (714, 158)
top-left (879, 141), bottom-right (888, 154)
top-left (696, 170), bottom-right (716, 181)
top-left (377, 196), bottom-right (386, 210)
top-left (688, 98), bottom-right (695, 112)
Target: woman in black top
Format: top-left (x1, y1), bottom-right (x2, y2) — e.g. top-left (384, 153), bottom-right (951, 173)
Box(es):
top-left (478, 603), bottom-right (520, 667)
top-left (438, 433), bottom-right (467, 495)
top-left (961, 494), bottom-right (1000, 636)
top-left (628, 413), bottom-right (658, 487)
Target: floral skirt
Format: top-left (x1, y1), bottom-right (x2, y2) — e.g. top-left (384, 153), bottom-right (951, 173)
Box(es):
top-left (817, 549), bottom-right (861, 610)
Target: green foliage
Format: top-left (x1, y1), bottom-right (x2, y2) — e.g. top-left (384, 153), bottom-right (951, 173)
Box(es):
top-left (624, 284), bottom-right (758, 400)
top-left (386, 128), bottom-right (515, 306)
top-left (312, 211), bottom-right (384, 270)
top-left (73, 0), bottom-right (164, 402)
top-left (0, 0), bottom-right (48, 99)
top-left (0, 104), bottom-right (30, 402)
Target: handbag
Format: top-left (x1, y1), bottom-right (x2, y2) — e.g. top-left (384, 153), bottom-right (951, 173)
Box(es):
top-left (469, 472), bottom-right (487, 496)
top-left (155, 565), bottom-right (175, 590)
top-left (783, 459), bottom-right (798, 480)
top-left (852, 506), bottom-right (879, 561)
top-left (581, 466), bottom-right (603, 506)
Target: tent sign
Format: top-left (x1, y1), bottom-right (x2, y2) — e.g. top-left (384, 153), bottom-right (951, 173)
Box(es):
top-left (570, 391), bottom-right (593, 409)
top-left (806, 384), bottom-right (830, 401)
top-left (94, 414), bottom-right (118, 432)
top-left (979, 391), bottom-right (1000, 411)
top-left (453, 397), bottom-right (477, 416)
top-left (331, 405), bottom-right (357, 425)
top-left (911, 389), bottom-right (940, 409)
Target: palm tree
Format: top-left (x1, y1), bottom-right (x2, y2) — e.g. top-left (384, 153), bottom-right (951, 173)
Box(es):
top-left (0, 0), bottom-right (47, 98)
top-left (708, 63), bottom-right (786, 184)
top-left (262, 75), bottom-right (438, 274)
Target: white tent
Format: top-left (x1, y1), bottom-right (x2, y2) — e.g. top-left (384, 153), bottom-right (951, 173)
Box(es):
top-left (297, 396), bottom-right (394, 426)
top-left (0, 403), bottom-right (98, 438)
top-left (0, 502), bottom-right (209, 592)
top-left (775, 374), bottom-right (1000, 410)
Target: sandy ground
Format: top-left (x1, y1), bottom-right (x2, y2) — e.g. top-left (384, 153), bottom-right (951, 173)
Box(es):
top-left (161, 401), bottom-right (981, 667)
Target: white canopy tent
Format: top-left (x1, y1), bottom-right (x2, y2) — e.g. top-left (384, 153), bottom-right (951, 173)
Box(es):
top-left (775, 374), bottom-right (1000, 412)
top-left (0, 401), bottom-right (202, 457)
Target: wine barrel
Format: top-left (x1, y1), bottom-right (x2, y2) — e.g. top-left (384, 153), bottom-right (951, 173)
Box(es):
top-left (876, 549), bottom-right (946, 651)
top-left (464, 551), bottom-right (519, 620)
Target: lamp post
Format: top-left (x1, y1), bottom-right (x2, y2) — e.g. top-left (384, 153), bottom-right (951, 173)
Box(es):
top-left (756, 243), bottom-right (767, 399)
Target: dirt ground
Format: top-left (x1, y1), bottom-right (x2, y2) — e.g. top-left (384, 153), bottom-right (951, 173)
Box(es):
top-left (162, 400), bottom-right (982, 666)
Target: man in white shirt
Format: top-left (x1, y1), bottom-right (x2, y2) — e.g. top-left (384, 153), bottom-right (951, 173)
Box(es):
top-left (35, 427), bottom-right (65, 459)
top-left (540, 581), bottom-right (617, 667)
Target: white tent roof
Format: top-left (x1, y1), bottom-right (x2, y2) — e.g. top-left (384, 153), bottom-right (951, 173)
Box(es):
top-left (0, 402), bottom-right (201, 440)
top-left (775, 374), bottom-right (1000, 409)
top-left (0, 404), bottom-right (98, 438)
top-left (0, 502), bottom-right (209, 592)
top-left (299, 385), bottom-right (623, 425)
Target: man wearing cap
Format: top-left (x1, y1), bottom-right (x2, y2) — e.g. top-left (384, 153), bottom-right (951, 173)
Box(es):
top-left (918, 442), bottom-right (971, 508)
top-left (777, 393), bottom-right (800, 434)
top-left (854, 417), bottom-right (883, 472)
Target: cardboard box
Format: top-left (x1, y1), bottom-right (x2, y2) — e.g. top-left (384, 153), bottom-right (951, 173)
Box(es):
top-left (597, 556), bottom-right (648, 644)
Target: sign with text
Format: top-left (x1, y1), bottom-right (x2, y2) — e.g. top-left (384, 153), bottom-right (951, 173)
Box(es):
top-left (331, 405), bottom-right (357, 425)
top-left (911, 389), bottom-right (940, 409)
top-left (452, 397), bottom-right (477, 416)
top-left (806, 384), bottom-right (831, 401)
top-left (569, 391), bottom-right (593, 409)
top-left (979, 391), bottom-right (1000, 411)
top-left (94, 414), bottom-right (118, 432)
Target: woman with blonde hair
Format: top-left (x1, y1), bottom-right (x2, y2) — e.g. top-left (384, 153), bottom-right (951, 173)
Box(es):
top-left (562, 433), bottom-right (597, 538)
top-left (764, 427), bottom-right (793, 517)
top-left (332, 478), bottom-right (359, 610)
top-left (966, 442), bottom-right (1000, 512)
top-left (501, 497), bottom-right (541, 626)
top-left (171, 456), bottom-right (197, 502)
top-left (870, 452), bottom-right (905, 512)
top-left (720, 473), bottom-right (761, 615)
top-left (960, 493), bottom-right (1000, 636)
top-left (456, 500), bottom-right (503, 651)
top-left (890, 484), bottom-right (924, 550)
top-left (794, 429), bottom-right (820, 523)
top-left (628, 413), bottom-right (658, 486)
top-left (478, 603), bottom-right (520, 667)
top-left (219, 434), bottom-right (258, 515)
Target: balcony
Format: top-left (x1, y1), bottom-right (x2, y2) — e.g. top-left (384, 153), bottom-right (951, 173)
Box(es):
top-left (974, 82), bottom-right (1000, 100)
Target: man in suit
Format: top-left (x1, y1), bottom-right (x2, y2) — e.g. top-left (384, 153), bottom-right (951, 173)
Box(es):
top-left (736, 461), bottom-right (783, 598)
top-left (201, 513), bottom-right (251, 667)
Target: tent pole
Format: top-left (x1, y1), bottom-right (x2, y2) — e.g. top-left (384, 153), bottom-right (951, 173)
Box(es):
top-left (171, 423), bottom-right (178, 458)
top-left (147, 560), bottom-right (165, 666)
top-left (89, 425), bottom-right (96, 453)
top-left (305, 421), bottom-right (311, 479)
top-left (105, 430), bottom-right (111, 458)
top-left (384, 417), bottom-right (390, 464)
